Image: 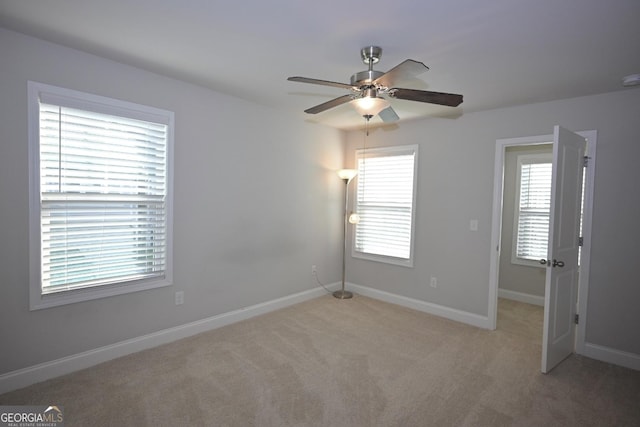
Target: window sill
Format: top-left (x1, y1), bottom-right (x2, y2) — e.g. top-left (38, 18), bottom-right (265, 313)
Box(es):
top-left (29, 276), bottom-right (172, 311)
top-left (352, 250), bottom-right (414, 268)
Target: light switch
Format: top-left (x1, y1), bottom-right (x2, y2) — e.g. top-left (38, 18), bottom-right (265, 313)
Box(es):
top-left (469, 219), bottom-right (478, 232)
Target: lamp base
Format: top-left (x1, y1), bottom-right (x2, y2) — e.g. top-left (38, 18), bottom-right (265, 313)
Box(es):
top-left (332, 290), bottom-right (353, 299)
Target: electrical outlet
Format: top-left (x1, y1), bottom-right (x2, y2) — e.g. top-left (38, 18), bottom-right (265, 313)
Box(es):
top-left (430, 277), bottom-right (437, 288)
top-left (175, 291), bottom-right (184, 305)
top-left (311, 265), bottom-right (317, 275)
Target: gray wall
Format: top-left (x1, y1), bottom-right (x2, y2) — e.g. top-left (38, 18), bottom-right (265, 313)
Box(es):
top-left (0, 28), bottom-right (345, 374)
top-left (499, 144), bottom-right (552, 298)
top-left (345, 88), bottom-right (640, 355)
top-left (2, 25), bottom-right (639, 375)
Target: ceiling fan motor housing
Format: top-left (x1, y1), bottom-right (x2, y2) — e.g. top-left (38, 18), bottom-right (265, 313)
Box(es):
top-left (350, 70), bottom-right (384, 86)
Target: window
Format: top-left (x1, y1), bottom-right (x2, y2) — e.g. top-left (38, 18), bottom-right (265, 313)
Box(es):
top-left (512, 153), bottom-right (552, 266)
top-left (352, 145), bottom-right (418, 267)
top-left (28, 82), bottom-right (173, 310)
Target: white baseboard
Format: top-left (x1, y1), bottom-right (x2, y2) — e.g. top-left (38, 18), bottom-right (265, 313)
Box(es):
top-left (347, 282), bottom-right (491, 329)
top-left (350, 284), bottom-right (640, 372)
top-left (498, 288), bottom-right (544, 306)
top-left (581, 342), bottom-right (640, 371)
top-left (8, 282), bottom-right (634, 396)
top-left (0, 284), bottom-right (339, 395)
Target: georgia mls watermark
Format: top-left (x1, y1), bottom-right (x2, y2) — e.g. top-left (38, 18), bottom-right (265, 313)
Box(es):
top-left (0, 406), bottom-right (63, 427)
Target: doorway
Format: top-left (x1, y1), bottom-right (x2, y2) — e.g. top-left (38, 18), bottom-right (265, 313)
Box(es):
top-left (487, 129), bottom-right (597, 370)
top-left (498, 143), bottom-right (552, 307)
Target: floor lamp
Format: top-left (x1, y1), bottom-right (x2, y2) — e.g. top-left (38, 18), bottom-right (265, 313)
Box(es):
top-left (334, 168), bottom-right (358, 299)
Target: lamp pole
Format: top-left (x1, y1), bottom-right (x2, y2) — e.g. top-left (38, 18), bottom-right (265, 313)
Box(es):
top-left (334, 170), bottom-right (356, 299)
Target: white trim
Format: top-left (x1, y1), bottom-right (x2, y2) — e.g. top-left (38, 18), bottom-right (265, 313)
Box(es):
top-left (582, 343), bottom-right (640, 371)
top-left (575, 131), bottom-right (596, 355)
top-left (498, 289), bottom-right (544, 306)
top-left (0, 284), bottom-right (338, 395)
top-left (347, 282), bottom-right (491, 329)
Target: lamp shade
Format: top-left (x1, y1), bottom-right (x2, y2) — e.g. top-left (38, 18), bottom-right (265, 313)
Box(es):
top-left (351, 95), bottom-right (390, 117)
top-left (337, 169), bottom-right (358, 181)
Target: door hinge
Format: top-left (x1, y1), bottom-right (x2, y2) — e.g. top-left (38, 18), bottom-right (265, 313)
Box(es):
top-left (578, 236), bottom-right (584, 246)
top-left (583, 156), bottom-right (590, 167)
top-left (574, 314), bottom-right (579, 324)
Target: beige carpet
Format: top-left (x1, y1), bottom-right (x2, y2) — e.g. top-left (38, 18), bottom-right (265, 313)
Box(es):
top-left (1, 296), bottom-right (639, 426)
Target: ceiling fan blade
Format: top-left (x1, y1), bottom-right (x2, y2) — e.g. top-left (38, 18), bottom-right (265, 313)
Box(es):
top-left (373, 59), bottom-right (429, 88)
top-left (288, 76), bottom-right (355, 90)
top-left (390, 88), bottom-right (463, 107)
top-left (378, 106), bottom-right (399, 123)
top-left (303, 94), bottom-right (353, 114)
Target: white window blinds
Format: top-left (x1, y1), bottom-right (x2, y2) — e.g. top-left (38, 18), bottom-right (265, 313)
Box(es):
top-left (514, 157), bottom-right (552, 262)
top-left (353, 146), bottom-right (417, 265)
top-left (37, 95), bottom-right (170, 295)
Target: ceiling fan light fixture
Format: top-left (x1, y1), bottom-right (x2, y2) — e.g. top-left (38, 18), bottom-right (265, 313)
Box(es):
top-left (351, 93), bottom-right (390, 117)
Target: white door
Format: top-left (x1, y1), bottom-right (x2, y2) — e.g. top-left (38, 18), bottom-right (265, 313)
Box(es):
top-left (541, 126), bottom-right (586, 373)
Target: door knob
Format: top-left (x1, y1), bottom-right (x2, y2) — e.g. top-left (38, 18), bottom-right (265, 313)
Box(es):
top-left (552, 259), bottom-right (565, 267)
top-left (539, 259), bottom-right (550, 266)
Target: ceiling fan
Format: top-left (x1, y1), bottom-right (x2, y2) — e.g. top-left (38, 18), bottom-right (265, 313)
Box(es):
top-left (288, 46), bottom-right (463, 122)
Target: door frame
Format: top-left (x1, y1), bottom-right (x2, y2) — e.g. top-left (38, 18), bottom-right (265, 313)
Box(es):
top-left (487, 130), bottom-right (597, 356)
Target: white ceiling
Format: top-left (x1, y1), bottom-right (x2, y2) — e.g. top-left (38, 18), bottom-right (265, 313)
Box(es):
top-left (1, 0), bottom-right (639, 130)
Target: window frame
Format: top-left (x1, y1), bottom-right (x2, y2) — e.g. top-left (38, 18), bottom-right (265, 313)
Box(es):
top-left (350, 144), bottom-right (418, 268)
top-left (28, 81), bottom-right (174, 310)
top-left (511, 152), bottom-right (552, 268)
